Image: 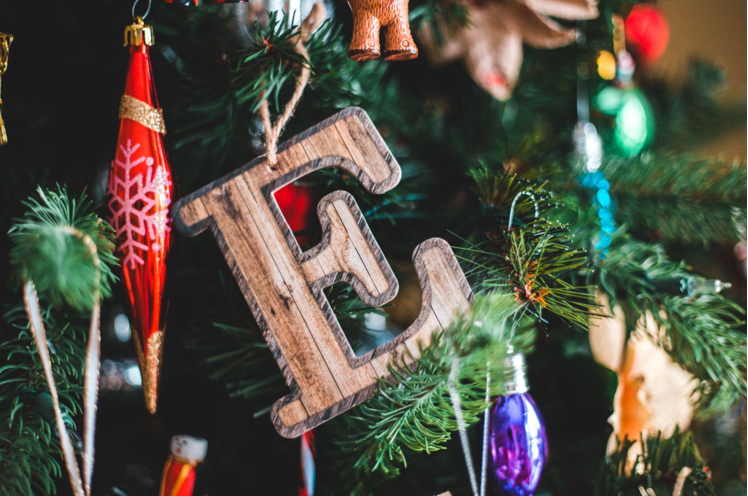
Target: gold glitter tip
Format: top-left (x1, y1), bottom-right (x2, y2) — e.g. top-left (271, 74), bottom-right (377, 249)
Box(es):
top-left (132, 329), bottom-right (164, 414)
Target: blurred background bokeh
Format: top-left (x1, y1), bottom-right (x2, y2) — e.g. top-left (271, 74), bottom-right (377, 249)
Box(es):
top-left (660, 0), bottom-right (746, 157)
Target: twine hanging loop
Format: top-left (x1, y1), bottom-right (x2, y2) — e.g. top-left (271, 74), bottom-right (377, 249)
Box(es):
top-left (260, 3), bottom-right (325, 169)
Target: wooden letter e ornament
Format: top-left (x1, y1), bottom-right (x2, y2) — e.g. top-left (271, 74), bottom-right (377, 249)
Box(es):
top-left (173, 107), bottom-right (472, 438)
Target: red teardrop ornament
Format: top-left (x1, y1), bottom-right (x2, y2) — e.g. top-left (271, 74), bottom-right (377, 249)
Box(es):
top-left (107, 20), bottom-right (173, 414)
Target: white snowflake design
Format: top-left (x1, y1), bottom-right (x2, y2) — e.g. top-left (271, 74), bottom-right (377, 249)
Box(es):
top-left (107, 139), bottom-right (172, 269)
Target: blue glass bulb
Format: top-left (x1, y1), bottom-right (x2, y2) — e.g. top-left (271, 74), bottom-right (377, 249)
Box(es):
top-left (490, 392), bottom-right (548, 496)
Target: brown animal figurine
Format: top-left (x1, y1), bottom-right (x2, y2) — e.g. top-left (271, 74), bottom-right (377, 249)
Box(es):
top-left (346, 0), bottom-right (418, 61)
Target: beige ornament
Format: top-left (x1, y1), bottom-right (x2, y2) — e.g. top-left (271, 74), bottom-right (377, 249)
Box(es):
top-left (418, 0), bottom-right (598, 100)
top-left (589, 292), bottom-right (698, 461)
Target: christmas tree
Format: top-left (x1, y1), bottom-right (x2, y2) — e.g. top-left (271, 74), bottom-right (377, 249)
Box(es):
top-left (0, 1), bottom-right (745, 495)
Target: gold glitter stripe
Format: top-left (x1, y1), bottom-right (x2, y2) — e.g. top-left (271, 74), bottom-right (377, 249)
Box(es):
top-left (119, 95), bottom-right (166, 134)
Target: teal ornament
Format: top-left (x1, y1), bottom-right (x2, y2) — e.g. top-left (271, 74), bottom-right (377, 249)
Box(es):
top-left (580, 170), bottom-right (616, 258)
top-left (595, 86), bottom-right (655, 156)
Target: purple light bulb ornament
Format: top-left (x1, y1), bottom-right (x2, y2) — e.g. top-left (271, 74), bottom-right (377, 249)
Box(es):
top-left (490, 351), bottom-right (548, 496)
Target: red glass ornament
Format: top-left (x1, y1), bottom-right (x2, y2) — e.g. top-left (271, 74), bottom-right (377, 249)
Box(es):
top-left (275, 183), bottom-right (315, 246)
top-left (625, 5), bottom-right (670, 66)
top-left (107, 24), bottom-right (173, 414)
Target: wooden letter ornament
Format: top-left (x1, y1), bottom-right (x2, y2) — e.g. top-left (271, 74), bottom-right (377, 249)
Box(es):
top-left (172, 107), bottom-right (472, 438)
top-left (346, 0), bottom-right (418, 61)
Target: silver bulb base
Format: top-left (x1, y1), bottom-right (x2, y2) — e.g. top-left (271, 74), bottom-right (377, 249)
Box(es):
top-left (502, 351), bottom-right (529, 395)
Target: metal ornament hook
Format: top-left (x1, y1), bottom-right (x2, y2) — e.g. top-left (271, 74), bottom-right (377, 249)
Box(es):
top-left (506, 191), bottom-right (540, 234)
top-left (132, 0), bottom-right (153, 21)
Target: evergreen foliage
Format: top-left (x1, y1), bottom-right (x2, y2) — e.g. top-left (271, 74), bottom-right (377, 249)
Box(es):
top-left (0, 305), bottom-right (88, 496)
top-left (594, 234), bottom-right (746, 412)
top-left (460, 171), bottom-right (598, 329)
top-left (598, 428), bottom-right (716, 496)
top-left (604, 155), bottom-right (746, 246)
top-left (9, 186), bottom-right (117, 312)
top-left (547, 154), bottom-right (747, 246)
top-left (1, 188), bottom-right (116, 494)
top-left (331, 293), bottom-right (534, 478)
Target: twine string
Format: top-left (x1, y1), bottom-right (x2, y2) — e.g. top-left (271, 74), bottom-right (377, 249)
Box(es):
top-left (260, 3), bottom-right (324, 169)
top-left (22, 227), bottom-right (102, 496)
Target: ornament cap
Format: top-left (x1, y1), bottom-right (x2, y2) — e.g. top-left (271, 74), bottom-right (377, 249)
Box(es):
top-left (124, 17), bottom-right (154, 47)
top-left (0, 32), bottom-right (13, 76)
top-left (503, 350), bottom-right (529, 395)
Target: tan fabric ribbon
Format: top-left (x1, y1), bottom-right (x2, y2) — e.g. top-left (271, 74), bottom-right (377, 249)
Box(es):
top-left (120, 94), bottom-right (166, 134)
top-left (260, 2), bottom-right (325, 169)
top-left (22, 228), bottom-right (102, 496)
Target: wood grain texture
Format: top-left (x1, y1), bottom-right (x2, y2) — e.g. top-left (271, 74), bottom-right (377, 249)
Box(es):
top-left (172, 107), bottom-right (472, 438)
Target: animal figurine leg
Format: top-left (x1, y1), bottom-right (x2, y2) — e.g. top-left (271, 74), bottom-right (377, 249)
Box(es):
top-left (383, 6), bottom-right (418, 61)
top-left (348, 11), bottom-right (381, 61)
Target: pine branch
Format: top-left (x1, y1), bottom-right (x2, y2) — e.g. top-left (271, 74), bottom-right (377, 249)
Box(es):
top-left (661, 295), bottom-right (746, 413)
top-left (596, 234), bottom-right (747, 412)
top-left (547, 159), bottom-right (746, 410)
top-left (329, 292), bottom-right (535, 482)
top-left (1, 187), bottom-right (116, 495)
top-left (0, 305), bottom-right (87, 496)
top-left (8, 186), bottom-right (118, 312)
top-left (233, 10), bottom-right (388, 116)
top-left (160, 9), bottom-right (388, 191)
top-left (460, 223), bottom-right (597, 329)
top-left (462, 170), bottom-right (598, 329)
top-left (233, 11), bottom-right (315, 113)
top-left (597, 428), bottom-right (716, 496)
top-left (469, 167), bottom-right (554, 223)
top-left (602, 154), bottom-right (746, 246)
top-left (542, 153), bottom-right (746, 246)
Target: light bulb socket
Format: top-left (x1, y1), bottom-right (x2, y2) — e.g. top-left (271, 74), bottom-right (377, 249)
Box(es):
top-left (649, 276), bottom-right (732, 296)
top-left (503, 351), bottom-right (529, 395)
